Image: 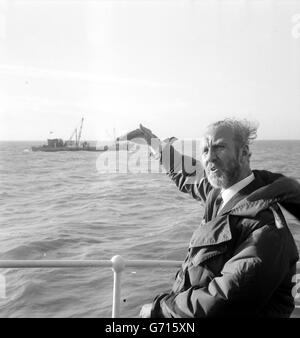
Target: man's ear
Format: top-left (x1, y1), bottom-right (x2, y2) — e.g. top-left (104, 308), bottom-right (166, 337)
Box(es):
top-left (242, 144), bottom-right (251, 161)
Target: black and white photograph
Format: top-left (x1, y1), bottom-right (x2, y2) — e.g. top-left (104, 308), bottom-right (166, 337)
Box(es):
top-left (0, 0), bottom-right (300, 320)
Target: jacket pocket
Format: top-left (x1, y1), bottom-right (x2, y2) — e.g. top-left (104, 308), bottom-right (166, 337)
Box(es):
top-left (190, 244), bottom-right (228, 266)
top-left (172, 269), bottom-right (184, 293)
top-left (187, 244), bottom-right (228, 286)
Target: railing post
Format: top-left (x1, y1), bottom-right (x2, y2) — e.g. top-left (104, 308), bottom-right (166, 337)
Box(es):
top-left (111, 255), bottom-right (125, 318)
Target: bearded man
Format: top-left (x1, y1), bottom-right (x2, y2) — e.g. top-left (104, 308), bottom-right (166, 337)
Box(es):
top-left (120, 119), bottom-right (300, 318)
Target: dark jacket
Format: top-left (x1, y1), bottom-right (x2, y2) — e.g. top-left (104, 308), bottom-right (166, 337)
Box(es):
top-left (150, 145), bottom-right (300, 318)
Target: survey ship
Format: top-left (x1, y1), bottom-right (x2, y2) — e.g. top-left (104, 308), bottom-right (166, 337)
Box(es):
top-left (31, 118), bottom-right (136, 152)
top-left (31, 118), bottom-right (108, 152)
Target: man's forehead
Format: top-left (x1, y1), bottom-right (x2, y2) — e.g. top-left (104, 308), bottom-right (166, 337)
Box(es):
top-left (201, 125), bottom-right (235, 143)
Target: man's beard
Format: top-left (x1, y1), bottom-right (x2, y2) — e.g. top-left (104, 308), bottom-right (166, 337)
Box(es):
top-left (206, 159), bottom-right (241, 189)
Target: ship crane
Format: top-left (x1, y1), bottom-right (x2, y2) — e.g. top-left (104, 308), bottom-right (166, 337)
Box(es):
top-left (68, 127), bottom-right (77, 145)
top-left (77, 118), bottom-right (84, 146)
top-left (68, 117), bottom-right (84, 146)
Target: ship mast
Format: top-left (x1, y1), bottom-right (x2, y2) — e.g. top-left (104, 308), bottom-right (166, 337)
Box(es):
top-left (77, 118), bottom-right (84, 146)
top-left (68, 117), bottom-right (84, 146)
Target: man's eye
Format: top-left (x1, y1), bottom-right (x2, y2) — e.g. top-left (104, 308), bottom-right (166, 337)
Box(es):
top-left (203, 148), bottom-right (208, 154)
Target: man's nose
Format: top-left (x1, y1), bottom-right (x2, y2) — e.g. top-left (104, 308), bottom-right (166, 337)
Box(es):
top-left (206, 147), bottom-right (217, 162)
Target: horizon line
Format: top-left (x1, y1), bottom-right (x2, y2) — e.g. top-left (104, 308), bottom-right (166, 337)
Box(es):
top-left (1, 139), bottom-right (300, 142)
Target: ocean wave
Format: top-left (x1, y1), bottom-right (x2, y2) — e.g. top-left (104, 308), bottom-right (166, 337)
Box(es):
top-left (0, 140), bottom-right (300, 317)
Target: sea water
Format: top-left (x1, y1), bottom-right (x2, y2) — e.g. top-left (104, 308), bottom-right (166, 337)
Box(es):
top-left (0, 140), bottom-right (299, 317)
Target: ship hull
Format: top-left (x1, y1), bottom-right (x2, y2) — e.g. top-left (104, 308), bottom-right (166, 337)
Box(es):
top-left (31, 146), bottom-right (106, 152)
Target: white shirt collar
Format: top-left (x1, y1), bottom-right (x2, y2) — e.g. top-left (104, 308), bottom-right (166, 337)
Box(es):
top-left (220, 172), bottom-right (255, 208)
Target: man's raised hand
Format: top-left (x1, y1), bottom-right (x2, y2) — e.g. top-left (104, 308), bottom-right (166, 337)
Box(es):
top-left (116, 124), bottom-right (160, 147)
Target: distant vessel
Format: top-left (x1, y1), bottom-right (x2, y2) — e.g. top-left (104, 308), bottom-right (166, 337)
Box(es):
top-left (31, 118), bottom-right (108, 152)
top-left (31, 118), bottom-right (139, 153)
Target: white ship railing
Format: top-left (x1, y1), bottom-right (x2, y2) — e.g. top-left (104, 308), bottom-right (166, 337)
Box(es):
top-left (0, 255), bottom-right (182, 318)
top-left (0, 257), bottom-right (299, 318)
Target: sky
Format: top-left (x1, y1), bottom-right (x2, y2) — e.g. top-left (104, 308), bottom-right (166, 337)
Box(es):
top-left (0, 0), bottom-right (300, 141)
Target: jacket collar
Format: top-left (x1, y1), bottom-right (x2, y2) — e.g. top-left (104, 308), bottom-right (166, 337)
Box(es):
top-left (190, 170), bottom-right (300, 247)
top-left (191, 172), bottom-right (266, 248)
top-left (189, 215), bottom-right (232, 248)
top-left (191, 170), bottom-right (300, 248)
top-left (218, 171), bottom-right (267, 215)
top-left (221, 172), bottom-right (255, 207)
top-left (231, 174), bottom-right (300, 219)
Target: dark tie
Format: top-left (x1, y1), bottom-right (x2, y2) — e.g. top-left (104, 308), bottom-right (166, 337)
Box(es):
top-left (212, 194), bottom-right (223, 218)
